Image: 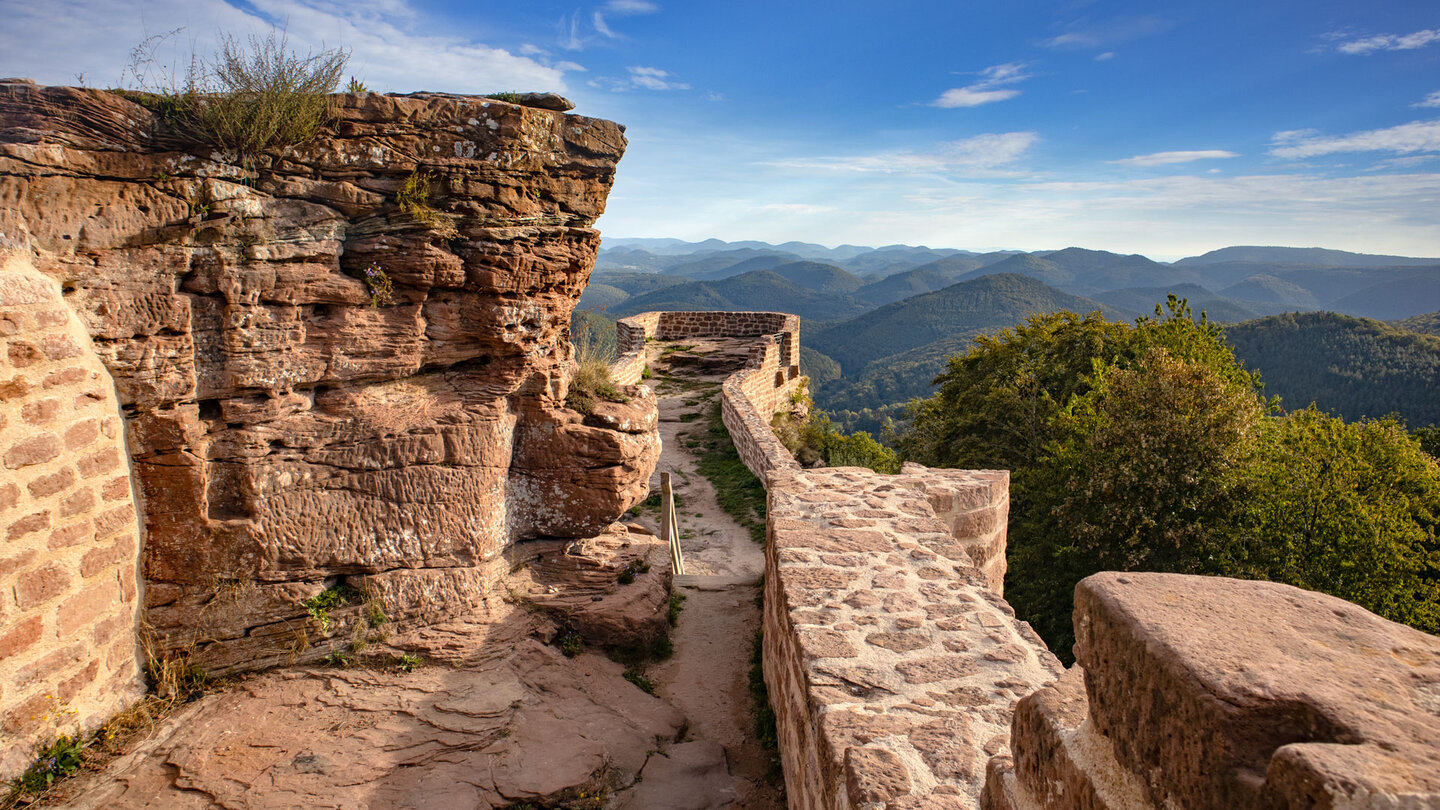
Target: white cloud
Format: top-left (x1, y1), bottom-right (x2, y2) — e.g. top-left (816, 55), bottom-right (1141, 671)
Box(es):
top-left (1095, 51), bottom-right (1116, 61)
top-left (766, 132), bottom-right (1038, 175)
top-left (592, 11), bottom-right (617, 38)
top-left (1416, 91), bottom-right (1440, 108)
top-left (932, 62), bottom-right (1029, 108)
top-left (627, 66), bottom-right (688, 90)
top-left (592, 65), bottom-right (689, 92)
top-left (1112, 149), bottom-right (1238, 166)
top-left (0, 0), bottom-right (573, 93)
top-left (1336, 28), bottom-right (1440, 55)
top-left (934, 87), bottom-right (1021, 107)
top-left (1270, 121), bottom-right (1440, 158)
top-left (606, 0), bottom-right (658, 13)
top-left (1041, 16), bottom-right (1169, 50)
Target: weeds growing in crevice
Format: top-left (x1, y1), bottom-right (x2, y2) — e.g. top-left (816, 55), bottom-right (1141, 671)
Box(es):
top-left (395, 169), bottom-right (457, 236)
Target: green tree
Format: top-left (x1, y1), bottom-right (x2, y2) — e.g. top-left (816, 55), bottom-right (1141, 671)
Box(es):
top-left (1247, 409), bottom-right (1440, 633)
top-left (1011, 347), bottom-right (1264, 654)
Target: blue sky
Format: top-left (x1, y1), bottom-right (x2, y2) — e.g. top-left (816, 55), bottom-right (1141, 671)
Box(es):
top-left (3, 0), bottom-right (1438, 259)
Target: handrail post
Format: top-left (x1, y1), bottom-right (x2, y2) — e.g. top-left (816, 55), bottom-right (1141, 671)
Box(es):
top-left (661, 472), bottom-right (685, 576)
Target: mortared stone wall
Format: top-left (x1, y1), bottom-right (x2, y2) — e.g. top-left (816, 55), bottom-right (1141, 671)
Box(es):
top-left (0, 250), bottom-right (143, 779)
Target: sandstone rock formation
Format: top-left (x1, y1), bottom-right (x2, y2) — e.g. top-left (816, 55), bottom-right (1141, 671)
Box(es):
top-left (983, 572), bottom-right (1440, 809)
top-left (0, 81), bottom-right (658, 673)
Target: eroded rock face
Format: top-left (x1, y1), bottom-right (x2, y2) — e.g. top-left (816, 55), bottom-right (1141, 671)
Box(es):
top-left (0, 82), bottom-right (657, 670)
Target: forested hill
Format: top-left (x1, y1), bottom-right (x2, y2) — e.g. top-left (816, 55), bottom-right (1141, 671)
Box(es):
top-left (813, 273), bottom-right (1129, 374)
top-left (1226, 312), bottom-right (1440, 427)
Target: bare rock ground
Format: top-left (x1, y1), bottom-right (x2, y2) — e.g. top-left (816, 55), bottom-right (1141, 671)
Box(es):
top-left (46, 339), bottom-right (782, 809)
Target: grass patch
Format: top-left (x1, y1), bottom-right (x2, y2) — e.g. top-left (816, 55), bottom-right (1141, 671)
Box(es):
top-left (749, 629), bottom-right (783, 782)
top-left (301, 584), bottom-right (359, 632)
top-left (623, 667), bottom-right (654, 694)
top-left (692, 400), bottom-right (767, 544)
top-left (668, 591), bottom-right (686, 626)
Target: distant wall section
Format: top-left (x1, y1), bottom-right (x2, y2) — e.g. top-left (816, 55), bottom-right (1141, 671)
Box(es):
top-left (0, 251), bottom-right (143, 779)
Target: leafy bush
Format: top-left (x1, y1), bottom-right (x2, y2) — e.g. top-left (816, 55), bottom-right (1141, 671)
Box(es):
top-left (125, 32), bottom-right (347, 168)
top-left (18, 735), bottom-right (86, 794)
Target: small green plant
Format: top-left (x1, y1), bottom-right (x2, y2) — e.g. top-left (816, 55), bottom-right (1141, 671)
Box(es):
top-left (623, 667), bottom-right (654, 694)
top-left (484, 91), bottom-right (522, 103)
top-left (396, 170), bottom-right (458, 236)
top-left (667, 591), bottom-right (686, 626)
top-left (616, 558), bottom-right (651, 585)
top-left (567, 357), bottom-right (627, 415)
top-left (346, 76), bottom-right (368, 93)
top-left (190, 200), bottom-right (211, 218)
top-left (17, 734), bottom-right (86, 794)
top-left (152, 170), bottom-right (172, 181)
top-left (393, 653), bottom-right (423, 673)
top-left (301, 584), bottom-right (358, 632)
top-left (640, 365), bottom-right (653, 380)
top-left (361, 262), bottom-right (394, 307)
top-left (324, 651), bottom-right (354, 668)
top-left (364, 595), bottom-right (389, 628)
top-left (558, 630), bottom-right (584, 658)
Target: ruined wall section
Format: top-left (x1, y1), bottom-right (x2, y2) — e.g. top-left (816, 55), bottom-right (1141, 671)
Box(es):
top-left (0, 251), bottom-right (143, 779)
top-left (616, 310), bottom-right (1052, 808)
top-left (0, 82), bottom-right (657, 674)
top-left (613, 310), bottom-right (803, 483)
top-left (983, 572), bottom-right (1440, 810)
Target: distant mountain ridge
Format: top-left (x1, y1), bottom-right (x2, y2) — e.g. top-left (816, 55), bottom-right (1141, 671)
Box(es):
top-left (586, 238), bottom-right (1440, 427)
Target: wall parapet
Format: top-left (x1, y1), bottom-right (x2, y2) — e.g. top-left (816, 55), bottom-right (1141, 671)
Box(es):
top-left (0, 251), bottom-right (143, 780)
top-left (617, 310), bottom-right (1049, 808)
top-left (983, 572), bottom-right (1440, 809)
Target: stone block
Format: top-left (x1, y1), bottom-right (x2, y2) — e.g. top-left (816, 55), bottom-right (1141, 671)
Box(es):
top-left (1073, 572), bottom-right (1440, 809)
top-left (13, 562), bottom-right (69, 609)
top-left (0, 615), bottom-right (44, 659)
top-left (5, 432), bottom-right (60, 468)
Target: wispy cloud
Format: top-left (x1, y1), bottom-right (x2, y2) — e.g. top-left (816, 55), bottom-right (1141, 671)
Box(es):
top-left (760, 203), bottom-right (836, 215)
top-left (606, 0), bottom-right (659, 13)
top-left (932, 62), bottom-right (1029, 108)
top-left (1094, 51), bottom-right (1116, 61)
top-left (1112, 149), bottom-right (1238, 167)
top-left (0, 0), bottom-right (571, 93)
top-left (1270, 121), bottom-right (1440, 158)
top-left (1335, 28), bottom-right (1440, 55)
top-left (1416, 91), bottom-right (1440, 109)
top-left (1042, 16), bottom-right (1169, 50)
top-left (766, 132), bottom-right (1038, 175)
top-left (591, 65), bottom-right (689, 91)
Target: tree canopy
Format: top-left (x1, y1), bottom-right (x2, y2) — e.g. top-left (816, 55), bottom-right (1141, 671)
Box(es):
top-left (903, 299), bottom-right (1440, 660)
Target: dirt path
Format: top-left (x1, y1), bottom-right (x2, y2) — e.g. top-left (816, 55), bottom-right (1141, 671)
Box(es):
top-left (628, 340), bottom-right (783, 810)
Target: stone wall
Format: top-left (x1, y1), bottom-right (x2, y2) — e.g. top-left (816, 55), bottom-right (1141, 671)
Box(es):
top-left (0, 83), bottom-right (657, 675)
top-left (983, 572), bottom-right (1440, 809)
top-left (618, 310), bottom-right (1052, 807)
top-left (0, 250), bottom-right (143, 779)
top-left (765, 466), bottom-right (1058, 808)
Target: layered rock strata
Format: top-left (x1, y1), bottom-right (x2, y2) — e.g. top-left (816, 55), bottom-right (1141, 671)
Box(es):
top-left (0, 81), bottom-right (657, 673)
top-left (982, 572), bottom-right (1440, 810)
top-left (0, 251), bottom-right (144, 778)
